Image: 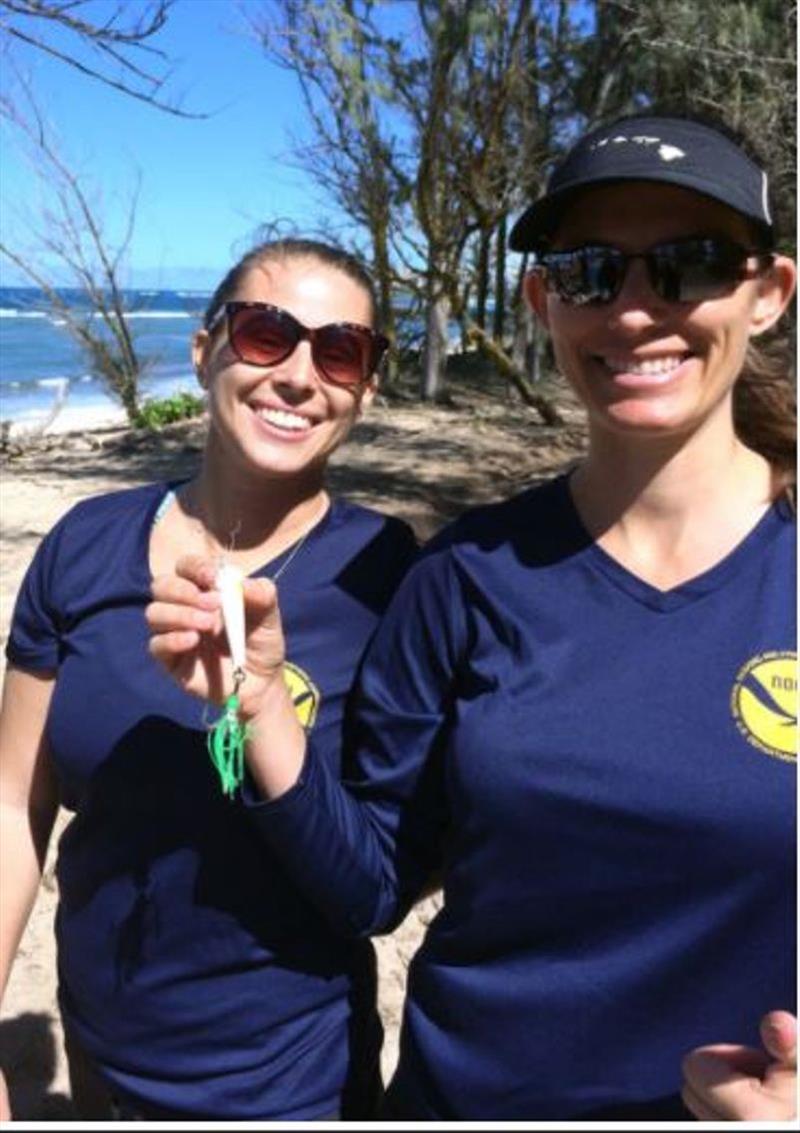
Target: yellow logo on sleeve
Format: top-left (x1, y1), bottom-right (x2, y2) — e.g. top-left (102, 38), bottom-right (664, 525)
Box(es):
top-left (731, 652), bottom-right (797, 762)
top-left (283, 662), bottom-right (320, 731)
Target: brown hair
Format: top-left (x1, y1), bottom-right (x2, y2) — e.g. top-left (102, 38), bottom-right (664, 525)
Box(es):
top-left (203, 238), bottom-right (379, 331)
top-left (734, 336), bottom-right (796, 493)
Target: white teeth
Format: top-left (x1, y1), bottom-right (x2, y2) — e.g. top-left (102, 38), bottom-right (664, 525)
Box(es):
top-left (256, 407), bottom-right (311, 431)
top-left (603, 355), bottom-right (687, 375)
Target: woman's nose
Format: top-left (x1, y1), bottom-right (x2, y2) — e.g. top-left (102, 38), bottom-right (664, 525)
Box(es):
top-left (606, 256), bottom-right (668, 330)
top-left (271, 340), bottom-right (318, 394)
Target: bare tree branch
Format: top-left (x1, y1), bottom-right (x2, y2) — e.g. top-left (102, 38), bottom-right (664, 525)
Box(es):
top-left (1, 84), bottom-right (148, 421)
top-left (2, 0), bottom-right (169, 45)
top-left (0, 0), bottom-right (207, 117)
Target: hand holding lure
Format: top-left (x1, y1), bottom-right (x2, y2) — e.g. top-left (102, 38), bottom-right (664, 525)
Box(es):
top-left (207, 561), bottom-right (251, 798)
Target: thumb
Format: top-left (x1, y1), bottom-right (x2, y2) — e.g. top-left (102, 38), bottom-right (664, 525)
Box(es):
top-left (236, 578), bottom-right (286, 719)
top-left (760, 1011), bottom-right (797, 1069)
top-left (243, 576), bottom-right (280, 626)
top-left (242, 576), bottom-right (285, 677)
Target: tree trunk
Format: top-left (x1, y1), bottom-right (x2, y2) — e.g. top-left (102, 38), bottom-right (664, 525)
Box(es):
top-left (492, 215), bottom-right (507, 343)
top-left (511, 297), bottom-right (533, 372)
top-left (467, 321), bottom-right (561, 425)
top-left (32, 377), bottom-right (70, 436)
top-left (373, 223), bottom-right (397, 389)
top-left (120, 375), bottom-right (140, 423)
top-left (528, 315), bottom-right (542, 384)
top-left (475, 231), bottom-right (490, 330)
top-left (420, 292), bottom-right (450, 401)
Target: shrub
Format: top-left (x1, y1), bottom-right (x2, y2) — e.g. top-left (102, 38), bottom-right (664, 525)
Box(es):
top-left (133, 390), bottom-right (206, 430)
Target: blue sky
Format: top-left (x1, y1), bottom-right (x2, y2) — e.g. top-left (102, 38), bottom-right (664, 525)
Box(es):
top-left (0, 0), bottom-right (368, 291)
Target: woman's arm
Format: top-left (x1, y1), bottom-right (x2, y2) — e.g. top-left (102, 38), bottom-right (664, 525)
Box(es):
top-left (0, 667), bottom-right (59, 998)
top-left (148, 546), bottom-right (460, 936)
top-left (682, 1010), bottom-right (797, 1122)
top-left (0, 665), bottom-right (59, 1120)
top-left (235, 544), bottom-right (460, 935)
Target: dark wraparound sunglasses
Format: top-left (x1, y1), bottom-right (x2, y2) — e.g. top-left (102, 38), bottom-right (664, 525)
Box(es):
top-left (535, 237), bottom-right (772, 306)
top-left (207, 301), bottom-right (389, 388)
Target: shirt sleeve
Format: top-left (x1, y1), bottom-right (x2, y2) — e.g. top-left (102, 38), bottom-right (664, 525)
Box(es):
top-left (5, 519), bottom-right (66, 672)
top-left (245, 543), bottom-right (466, 936)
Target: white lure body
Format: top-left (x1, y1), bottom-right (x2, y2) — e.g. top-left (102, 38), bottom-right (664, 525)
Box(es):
top-left (216, 562), bottom-right (247, 672)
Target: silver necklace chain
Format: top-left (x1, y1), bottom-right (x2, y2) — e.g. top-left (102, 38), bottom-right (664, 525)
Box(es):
top-left (270, 503), bottom-right (326, 581)
top-left (224, 493), bottom-right (329, 582)
top-left (157, 487), bottom-right (328, 583)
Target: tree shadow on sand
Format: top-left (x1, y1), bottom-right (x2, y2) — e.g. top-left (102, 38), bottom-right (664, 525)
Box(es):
top-left (0, 388), bottom-right (588, 546)
top-left (0, 1012), bottom-right (75, 1120)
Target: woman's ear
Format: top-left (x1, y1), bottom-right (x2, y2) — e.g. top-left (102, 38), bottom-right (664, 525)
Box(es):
top-left (750, 255), bottom-right (797, 337)
top-left (192, 330), bottom-right (211, 388)
top-left (524, 270), bottom-right (550, 329)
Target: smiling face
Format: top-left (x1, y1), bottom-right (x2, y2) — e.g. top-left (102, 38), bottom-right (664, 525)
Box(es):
top-left (193, 255), bottom-right (376, 488)
top-left (525, 182), bottom-right (794, 444)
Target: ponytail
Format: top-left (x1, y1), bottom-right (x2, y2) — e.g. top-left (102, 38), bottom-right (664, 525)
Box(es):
top-left (734, 337), bottom-right (796, 501)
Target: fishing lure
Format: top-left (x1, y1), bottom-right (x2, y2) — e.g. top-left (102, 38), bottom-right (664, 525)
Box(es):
top-left (207, 561), bottom-right (251, 798)
top-left (217, 561), bottom-right (247, 673)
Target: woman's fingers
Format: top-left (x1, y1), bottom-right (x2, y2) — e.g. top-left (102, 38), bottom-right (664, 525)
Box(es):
top-left (243, 575), bottom-right (278, 617)
top-left (760, 1011), bottom-right (797, 1069)
top-left (242, 578), bottom-right (284, 670)
top-left (149, 628), bottom-right (231, 702)
top-left (682, 1034), bottom-right (796, 1122)
top-left (680, 1079), bottom-right (726, 1122)
top-left (147, 571), bottom-right (223, 677)
top-left (149, 628), bottom-right (202, 662)
top-left (0, 1069), bottom-right (11, 1121)
top-left (155, 564), bottom-right (276, 621)
top-left (174, 554), bottom-right (220, 591)
top-left (151, 571), bottom-right (220, 610)
top-left (243, 577), bottom-right (282, 641)
top-left (681, 1046), bottom-right (764, 1120)
top-left (146, 600), bottom-right (217, 635)
top-left (148, 564), bottom-right (286, 712)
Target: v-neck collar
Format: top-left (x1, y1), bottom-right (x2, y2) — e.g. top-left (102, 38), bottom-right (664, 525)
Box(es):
top-left (557, 474), bottom-right (791, 613)
top-left (144, 480), bottom-right (336, 586)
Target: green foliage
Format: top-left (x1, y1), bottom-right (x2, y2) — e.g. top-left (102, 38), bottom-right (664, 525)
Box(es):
top-left (132, 390), bottom-right (206, 430)
top-left (574, 0), bottom-right (796, 250)
top-left (255, 0), bottom-right (797, 405)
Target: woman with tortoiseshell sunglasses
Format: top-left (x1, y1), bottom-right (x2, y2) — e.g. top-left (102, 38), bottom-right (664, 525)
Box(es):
top-left (0, 238), bottom-right (417, 1120)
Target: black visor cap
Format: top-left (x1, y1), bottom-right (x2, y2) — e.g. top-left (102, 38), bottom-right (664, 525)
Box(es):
top-left (509, 116), bottom-right (774, 253)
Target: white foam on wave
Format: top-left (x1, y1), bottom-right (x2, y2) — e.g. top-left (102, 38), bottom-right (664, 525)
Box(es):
top-left (88, 310), bottom-right (197, 320)
top-left (37, 377), bottom-right (70, 389)
top-left (0, 308), bottom-right (50, 319)
top-left (1, 307), bottom-right (200, 321)
top-left (2, 366), bottom-right (198, 425)
top-left (130, 311), bottom-right (198, 319)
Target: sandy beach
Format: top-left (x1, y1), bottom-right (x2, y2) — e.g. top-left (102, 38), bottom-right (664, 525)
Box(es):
top-left (0, 378), bottom-right (587, 1119)
top-left (7, 404), bottom-right (130, 439)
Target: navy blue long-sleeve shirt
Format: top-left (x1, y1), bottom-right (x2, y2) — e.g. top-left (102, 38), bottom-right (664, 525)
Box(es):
top-left (249, 475), bottom-right (796, 1120)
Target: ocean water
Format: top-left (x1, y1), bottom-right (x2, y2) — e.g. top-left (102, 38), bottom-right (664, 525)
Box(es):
top-left (0, 287), bottom-right (211, 426)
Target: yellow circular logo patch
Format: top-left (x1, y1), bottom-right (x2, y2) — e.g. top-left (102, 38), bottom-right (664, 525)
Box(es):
top-left (731, 652), bottom-right (797, 762)
top-left (283, 662), bottom-right (320, 731)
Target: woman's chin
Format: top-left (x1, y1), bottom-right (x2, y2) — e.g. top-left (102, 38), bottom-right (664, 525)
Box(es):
top-left (594, 399), bottom-right (691, 437)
